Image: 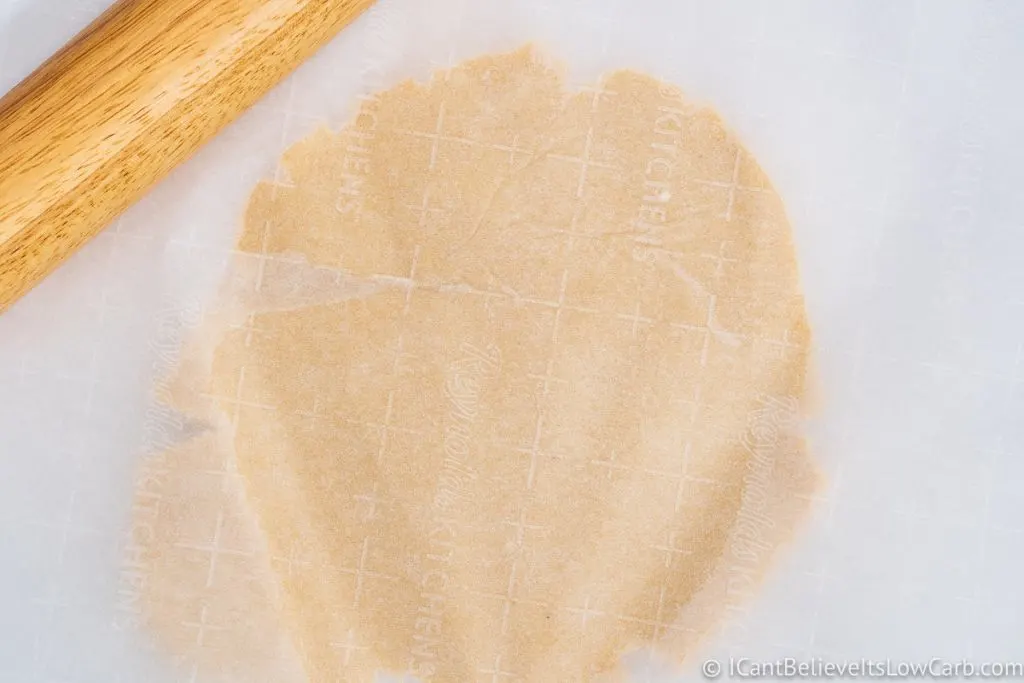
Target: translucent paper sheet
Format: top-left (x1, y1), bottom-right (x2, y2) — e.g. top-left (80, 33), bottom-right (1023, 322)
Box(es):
top-left (2, 1), bottom-right (1024, 682)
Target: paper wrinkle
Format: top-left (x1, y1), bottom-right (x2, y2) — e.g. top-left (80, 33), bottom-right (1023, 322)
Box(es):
top-left (126, 45), bottom-right (818, 683)
top-left (221, 249), bottom-right (390, 319)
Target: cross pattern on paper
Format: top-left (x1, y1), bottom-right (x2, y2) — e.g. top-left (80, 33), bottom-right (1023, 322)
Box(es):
top-left (562, 592), bottom-right (691, 643)
top-left (271, 543), bottom-right (312, 580)
top-left (691, 149), bottom-right (765, 222)
top-left (463, 562), bottom-right (522, 637)
top-left (546, 204), bottom-right (599, 250)
top-left (407, 188), bottom-right (444, 231)
top-left (196, 453), bottom-right (244, 499)
top-left (504, 506), bottom-right (546, 549)
top-left (620, 300), bottom-right (653, 337)
top-left (671, 294), bottom-right (742, 367)
top-left (549, 125), bottom-right (621, 199)
top-left (332, 628), bottom-right (369, 667)
top-left (202, 366), bottom-right (276, 442)
top-left (579, 83), bottom-right (618, 114)
top-left (652, 531), bottom-right (693, 569)
top-left (397, 106), bottom-right (534, 171)
top-left (479, 652), bottom-right (516, 682)
top-left (702, 240), bottom-right (739, 279)
top-left (182, 605), bottom-right (225, 649)
top-left (523, 270), bottom-right (570, 491)
top-left (175, 511), bottom-right (251, 589)
top-left (676, 453), bottom-right (721, 506)
top-left (376, 232), bottom-right (422, 467)
top-left (339, 536), bottom-right (398, 610)
top-left (565, 595), bottom-right (602, 635)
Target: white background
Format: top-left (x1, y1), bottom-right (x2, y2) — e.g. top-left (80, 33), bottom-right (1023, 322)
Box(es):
top-left (1, 1), bottom-right (1023, 681)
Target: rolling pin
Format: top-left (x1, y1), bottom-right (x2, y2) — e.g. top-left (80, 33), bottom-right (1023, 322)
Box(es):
top-left (0, 0), bottom-right (376, 312)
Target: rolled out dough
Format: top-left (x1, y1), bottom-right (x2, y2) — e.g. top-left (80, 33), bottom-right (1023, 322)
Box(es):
top-left (125, 46), bottom-right (817, 683)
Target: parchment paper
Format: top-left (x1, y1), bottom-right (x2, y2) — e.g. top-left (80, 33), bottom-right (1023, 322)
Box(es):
top-left (128, 46), bottom-right (817, 682)
top-left (2, 1), bottom-right (1024, 682)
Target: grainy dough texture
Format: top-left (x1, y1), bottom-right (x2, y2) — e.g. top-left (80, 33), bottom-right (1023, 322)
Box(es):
top-left (124, 46), bottom-right (817, 683)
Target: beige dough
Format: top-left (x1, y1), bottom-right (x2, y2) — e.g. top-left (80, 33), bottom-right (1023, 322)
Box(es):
top-left (122, 46), bottom-right (817, 682)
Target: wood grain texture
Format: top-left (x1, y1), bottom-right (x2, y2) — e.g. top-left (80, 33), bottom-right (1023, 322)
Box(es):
top-left (0, 0), bottom-right (376, 312)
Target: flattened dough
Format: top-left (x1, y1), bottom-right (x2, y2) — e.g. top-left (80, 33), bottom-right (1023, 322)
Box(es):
top-left (126, 46), bottom-right (817, 683)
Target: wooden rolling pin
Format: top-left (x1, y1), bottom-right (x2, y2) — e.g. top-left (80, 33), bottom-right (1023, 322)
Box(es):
top-left (0, 0), bottom-right (375, 312)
